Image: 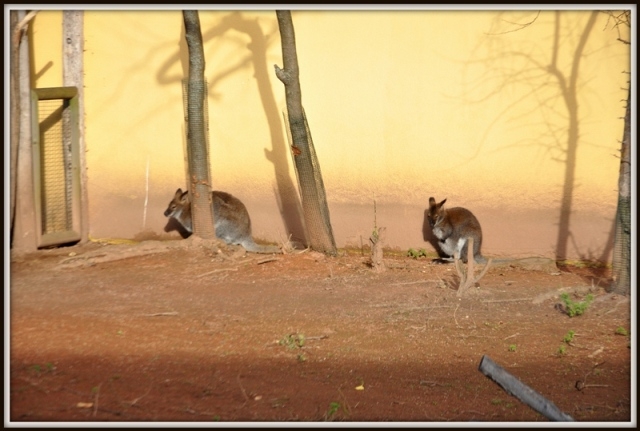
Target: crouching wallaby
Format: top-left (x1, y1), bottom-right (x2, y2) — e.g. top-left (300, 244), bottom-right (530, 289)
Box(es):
top-left (427, 197), bottom-right (485, 264)
top-left (164, 188), bottom-right (281, 254)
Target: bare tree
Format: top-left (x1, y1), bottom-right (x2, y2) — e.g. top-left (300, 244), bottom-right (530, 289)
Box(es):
top-left (274, 11), bottom-right (337, 255)
top-left (182, 10), bottom-right (215, 239)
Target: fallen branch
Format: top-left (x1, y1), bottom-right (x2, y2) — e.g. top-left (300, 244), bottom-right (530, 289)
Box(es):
top-left (142, 311), bottom-right (179, 317)
top-left (483, 298), bottom-right (533, 303)
top-left (196, 267), bottom-right (238, 278)
top-left (453, 303), bottom-right (460, 326)
top-left (588, 347), bottom-right (604, 358)
top-left (575, 362), bottom-right (607, 391)
top-left (93, 382), bottom-right (103, 418)
top-left (392, 280), bottom-right (442, 286)
top-left (237, 374), bottom-right (249, 403)
top-left (575, 381), bottom-right (610, 391)
top-left (305, 335), bottom-right (329, 341)
top-left (126, 388), bottom-right (152, 407)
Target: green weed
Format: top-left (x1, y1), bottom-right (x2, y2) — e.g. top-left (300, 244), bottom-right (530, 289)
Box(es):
top-left (30, 362), bottom-right (55, 376)
top-left (615, 327), bottom-right (628, 336)
top-left (325, 401), bottom-right (343, 420)
top-left (279, 333), bottom-right (306, 350)
top-left (407, 248), bottom-right (427, 259)
top-left (563, 330), bottom-right (575, 344)
top-left (508, 344), bottom-right (517, 352)
top-left (560, 293), bottom-right (593, 317)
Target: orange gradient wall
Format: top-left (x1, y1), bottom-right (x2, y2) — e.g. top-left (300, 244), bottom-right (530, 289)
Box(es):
top-left (28, 9), bottom-right (630, 261)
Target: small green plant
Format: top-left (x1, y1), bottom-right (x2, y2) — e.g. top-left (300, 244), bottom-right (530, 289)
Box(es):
top-left (557, 345), bottom-right (567, 356)
top-left (30, 363), bottom-right (55, 375)
top-left (326, 401), bottom-right (342, 420)
top-left (279, 333), bottom-right (306, 350)
top-left (615, 327), bottom-right (628, 336)
top-left (508, 344), bottom-right (517, 352)
top-left (560, 293), bottom-right (593, 317)
top-left (407, 248), bottom-right (427, 259)
top-left (563, 330), bottom-right (575, 344)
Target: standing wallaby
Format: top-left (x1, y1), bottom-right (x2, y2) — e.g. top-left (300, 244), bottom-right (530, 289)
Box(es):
top-left (427, 197), bottom-right (485, 263)
top-left (164, 188), bottom-right (281, 254)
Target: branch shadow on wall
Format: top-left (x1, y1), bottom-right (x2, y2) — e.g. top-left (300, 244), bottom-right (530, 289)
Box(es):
top-left (157, 11), bottom-right (306, 246)
top-left (456, 10), bottom-right (615, 266)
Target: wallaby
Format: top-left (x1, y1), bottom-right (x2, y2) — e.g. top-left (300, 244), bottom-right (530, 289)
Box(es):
top-left (427, 197), bottom-right (485, 264)
top-left (164, 188), bottom-right (281, 254)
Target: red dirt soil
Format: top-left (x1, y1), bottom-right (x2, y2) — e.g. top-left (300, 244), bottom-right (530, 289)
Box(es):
top-left (8, 239), bottom-right (633, 424)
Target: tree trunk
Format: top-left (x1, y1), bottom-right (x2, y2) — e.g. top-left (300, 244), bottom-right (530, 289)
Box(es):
top-left (10, 11), bottom-right (20, 245)
top-left (274, 10), bottom-right (337, 256)
top-left (12, 10), bottom-right (39, 252)
top-left (63, 10), bottom-right (89, 245)
top-left (609, 85), bottom-right (631, 295)
top-left (182, 10), bottom-right (215, 239)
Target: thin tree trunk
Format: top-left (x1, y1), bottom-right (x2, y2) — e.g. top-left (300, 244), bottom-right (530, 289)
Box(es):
top-left (12, 10), bottom-right (39, 252)
top-left (10, 11), bottom-right (20, 244)
top-left (274, 10), bottom-right (337, 256)
top-left (183, 10), bottom-right (215, 239)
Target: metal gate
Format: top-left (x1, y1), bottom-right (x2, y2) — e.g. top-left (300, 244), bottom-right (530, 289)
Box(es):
top-left (31, 87), bottom-right (82, 248)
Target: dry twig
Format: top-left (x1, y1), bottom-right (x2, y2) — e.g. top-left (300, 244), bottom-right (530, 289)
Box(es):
top-left (143, 311), bottom-right (179, 317)
top-left (237, 374), bottom-right (249, 403)
top-left (196, 267), bottom-right (238, 278)
top-left (93, 382), bottom-right (103, 418)
top-left (454, 238), bottom-right (492, 297)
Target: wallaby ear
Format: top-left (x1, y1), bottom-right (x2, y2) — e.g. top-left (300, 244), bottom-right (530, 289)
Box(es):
top-left (174, 188), bottom-right (183, 198)
top-left (438, 198), bottom-right (447, 208)
top-left (429, 197), bottom-right (436, 207)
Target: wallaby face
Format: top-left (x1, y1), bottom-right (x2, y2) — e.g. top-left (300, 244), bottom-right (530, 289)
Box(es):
top-left (164, 188), bottom-right (194, 232)
top-left (427, 197), bottom-right (484, 264)
top-left (164, 188), bottom-right (281, 254)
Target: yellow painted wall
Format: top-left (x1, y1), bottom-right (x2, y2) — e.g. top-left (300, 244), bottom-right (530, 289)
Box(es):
top-left (28, 8), bottom-right (630, 260)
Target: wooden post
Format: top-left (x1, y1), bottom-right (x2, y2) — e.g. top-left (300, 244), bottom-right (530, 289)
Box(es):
top-left (12, 10), bottom-right (38, 252)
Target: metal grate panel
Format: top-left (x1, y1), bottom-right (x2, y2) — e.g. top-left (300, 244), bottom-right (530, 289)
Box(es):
top-left (31, 87), bottom-right (82, 248)
top-left (37, 99), bottom-right (72, 234)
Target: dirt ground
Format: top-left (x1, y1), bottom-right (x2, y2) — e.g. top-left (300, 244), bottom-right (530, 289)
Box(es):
top-left (8, 238), bottom-right (633, 424)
